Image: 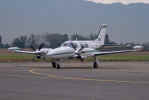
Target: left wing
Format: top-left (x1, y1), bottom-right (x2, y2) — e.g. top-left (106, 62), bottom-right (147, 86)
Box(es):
top-left (81, 49), bottom-right (137, 57)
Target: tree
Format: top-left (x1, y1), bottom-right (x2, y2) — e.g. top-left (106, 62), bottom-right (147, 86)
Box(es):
top-left (104, 34), bottom-right (117, 45)
top-left (89, 33), bottom-right (97, 40)
top-left (12, 35), bottom-right (28, 48)
top-left (44, 33), bottom-right (68, 48)
top-left (26, 34), bottom-right (39, 48)
top-left (142, 42), bottom-right (149, 51)
top-left (0, 35), bottom-right (2, 44)
top-left (71, 34), bottom-right (89, 40)
top-left (104, 34), bottom-right (110, 44)
top-left (0, 35), bottom-right (3, 48)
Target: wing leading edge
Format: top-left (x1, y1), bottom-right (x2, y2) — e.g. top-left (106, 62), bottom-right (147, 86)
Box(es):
top-left (14, 50), bottom-right (36, 54)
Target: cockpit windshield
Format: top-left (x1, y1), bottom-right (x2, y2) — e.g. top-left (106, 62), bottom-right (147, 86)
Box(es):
top-left (61, 41), bottom-right (78, 48)
top-left (61, 42), bottom-right (71, 47)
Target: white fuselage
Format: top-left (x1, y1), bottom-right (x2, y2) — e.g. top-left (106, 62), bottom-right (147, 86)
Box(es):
top-left (44, 40), bottom-right (102, 59)
top-left (47, 47), bottom-right (75, 59)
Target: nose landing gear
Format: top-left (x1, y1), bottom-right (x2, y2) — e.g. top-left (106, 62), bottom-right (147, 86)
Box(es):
top-left (93, 56), bottom-right (99, 69)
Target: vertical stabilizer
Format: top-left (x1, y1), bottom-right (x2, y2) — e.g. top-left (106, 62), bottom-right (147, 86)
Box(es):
top-left (96, 24), bottom-right (108, 45)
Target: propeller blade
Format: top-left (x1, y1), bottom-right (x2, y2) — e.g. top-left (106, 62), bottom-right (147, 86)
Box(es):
top-left (70, 42), bottom-right (77, 50)
top-left (39, 43), bottom-right (45, 50)
top-left (31, 45), bottom-right (36, 51)
top-left (75, 45), bottom-right (84, 54)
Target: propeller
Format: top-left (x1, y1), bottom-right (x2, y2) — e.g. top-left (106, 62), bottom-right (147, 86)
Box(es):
top-left (31, 43), bottom-right (45, 51)
top-left (70, 43), bottom-right (84, 62)
top-left (30, 43), bottom-right (45, 59)
top-left (68, 32), bottom-right (84, 61)
top-left (75, 45), bottom-right (85, 62)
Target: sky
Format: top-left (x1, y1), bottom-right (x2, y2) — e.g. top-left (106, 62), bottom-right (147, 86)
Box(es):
top-left (0, 0), bottom-right (149, 43)
top-left (86, 0), bottom-right (149, 5)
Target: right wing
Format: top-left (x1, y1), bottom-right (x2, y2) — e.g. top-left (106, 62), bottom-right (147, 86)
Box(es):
top-left (14, 50), bottom-right (36, 54)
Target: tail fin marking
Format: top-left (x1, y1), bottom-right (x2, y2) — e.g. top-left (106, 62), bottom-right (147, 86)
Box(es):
top-left (96, 24), bottom-right (108, 45)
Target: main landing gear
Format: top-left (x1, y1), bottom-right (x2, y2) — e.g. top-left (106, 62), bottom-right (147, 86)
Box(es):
top-left (93, 56), bottom-right (99, 69)
top-left (51, 62), bottom-right (61, 69)
top-left (51, 56), bottom-right (99, 69)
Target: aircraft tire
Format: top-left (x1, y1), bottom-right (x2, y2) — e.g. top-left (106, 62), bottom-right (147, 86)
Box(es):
top-left (51, 62), bottom-right (56, 68)
top-left (56, 64), bottom-right (61, 69)
top-left (93, 62), bottom-right (98, 69)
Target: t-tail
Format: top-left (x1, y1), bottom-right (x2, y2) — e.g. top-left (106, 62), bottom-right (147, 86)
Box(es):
top-left (95, 24), bottom-right (108, 45)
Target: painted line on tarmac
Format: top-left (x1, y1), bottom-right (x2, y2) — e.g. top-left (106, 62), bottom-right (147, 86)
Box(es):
top-left (29, 69), bottom-right (149, 84)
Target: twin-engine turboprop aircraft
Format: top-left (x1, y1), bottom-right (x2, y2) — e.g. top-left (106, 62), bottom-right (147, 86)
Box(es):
top-left (8, 24), bottom-right (139, 69)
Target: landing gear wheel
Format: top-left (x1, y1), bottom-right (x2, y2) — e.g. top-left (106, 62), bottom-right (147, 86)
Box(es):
top-left (56, 64), bottom-right (61, 69)
top-left (51, 62), bottom-right (56, 68)
top-left (93, 62), bottom-right (98, 69)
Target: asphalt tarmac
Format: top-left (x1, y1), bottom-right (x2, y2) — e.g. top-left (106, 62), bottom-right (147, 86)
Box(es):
top-left (0, 62), bottom-right (149, 100)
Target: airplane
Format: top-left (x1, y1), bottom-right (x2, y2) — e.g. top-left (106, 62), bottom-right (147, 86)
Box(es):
top-left (8, 24), bottom-right (140, 69)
